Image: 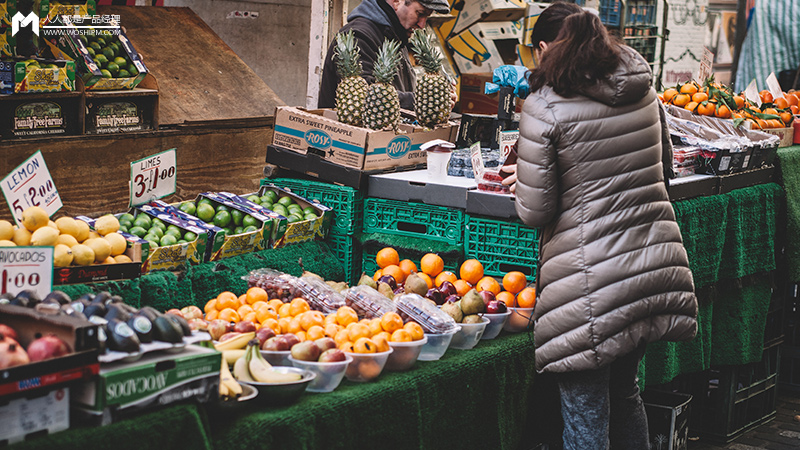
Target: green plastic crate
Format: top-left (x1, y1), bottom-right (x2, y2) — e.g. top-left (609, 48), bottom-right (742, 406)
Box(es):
top-left (363, 198), bottom-right (465, 245)
top-left (264, 178), bottom-right (363, 235)
top-left (465, 215), bottom-right (539, 281)
top-left (325, 233), bottom-right (363, 286)
top-left (361, 247), bottom-right (460, 280)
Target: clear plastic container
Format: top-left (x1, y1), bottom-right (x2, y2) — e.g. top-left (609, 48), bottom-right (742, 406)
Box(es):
top-left (343, 285), bottom-right (397, 319)
top-left (395, 293), bottom-right (458, 334)
top-left (343, 349), bottom-right (393, 382)
top-left (481, 310), bottom-right (512, 340)
top-left (503, 307), bottom-right (534, 333)
top-left (260, 349), bottom-right (292, 366)
top-left (385, 336), bottom-right (428, 371)
top-left (418, 326), bottom-right (460, 361)
top-left (289, 354), bottom-right (353, 393)
top-left (286, 275), bottom-right (346, 313)
top-left (246, 268), bottom-right (295, 302)
top-left (449, 317), bottom-right (490, 349)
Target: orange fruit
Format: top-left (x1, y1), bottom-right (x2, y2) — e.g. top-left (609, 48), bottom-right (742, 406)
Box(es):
top-left (325, 323), bottom-right (343, 338)
top-left (368, 318), bottom-right (384, 336)
top-left (289, 297), bottom-right (310, 316)
top-left (775, 97), bottom-right (789, 109)
top-left (459, 259), bottom-right (484, 285)
top-left (763, 107), bottom-right (779, 116)
top-left (295, 331), bottom-right (307, 342)
top-left (404, 321), bottom-right (425, 340)
top-left (496, 291), bottom-right (517, 307)
top-left (334, 329), bottom-right (351, 347)
top-left (204, 298), bottom-right (217, 313)
top-left (785, 93), bottom-right (799, 106)
top-left (238, 294), bottom-right (248, 306)
top-left (353, 337), bottom-right (378, 353)
top-left (262, 318), bottom-right (280, 334)
top-left (348, 322), bottom-right (371, 342)
top-left (417, 272), bottom-right (433, 289)
top-left (390, 329), bottom-right (412, 342)
top-left (278, 317), bottom-right (292, 334)
top-left (476, 276), bottom-right (501, 295)
top-left (697, 102), bottom-right (715, 116)
top-left (205, 309), bottom-right (219, 321)
top-left (380, 312), bottom-right (404, 334)
top-left (300, 310), bottom-right (325, 331)
top-left (255, 304), bottom-right (278, 323)
top-left (242, 312), bottom-right (257, 323)
top-left (306, 325), bottom-right (326, 341)
top-left (373, 269), bottom-right (383, 281)
top-left (278, 303), bottom-right (292, 318)
top-left (733, 95), bottom-right (745, 109)
top-left (268, 299), bottom-right (284, 310)
top-left (382, 264), bottom-right (406, 284)
top-left (372, 333), bottom-right (390, 352)
top-left (236, 304), bottom-right (254, 319)
top-left (399, 259), bottom-right (418, 276)
top-left (679, 82), bottom-right (698, 95)
top-left (251, 300), bottom-right (267, 311)
top-left (218, 308), bottom-right (240, 323)
top-left (216, 291), bottom-right (238, 311)
top-left (434, 270), bottom-right (458, 287)
top-left (517, 287), bottom-right (537, 309)
top-left (339, 341), bottom-right (355, 353)
top-left (671, 93), bottom-right (691, 107)
top-left (246, 287), bottom-right (268, 305)
top-left (376, 247), bottom-right (400, 269)
top-left (691, 92), bottom-right (708, 103)
top-left (662, 88), bottom-right (678, 103)
top-left (791, 105), bottom-right (799, 115)
top-left (502, 271), bottom-right (527, 294)
top-left (454, 279), bottom-right (472, 296)
top-left (684, 101), bottom-right (698, 112)
top-left (760, 90), bottom-right (773, 103)
top-left (715, 105), bottom-right (731, 119)
top-left (420, 253), bottom-right (444, 277)
top-left (781, 112), bottom-right (793, 126)
top-left (324, 313), bottom-right (338, 325)
top-left (336, 306), bottom-right (358, 327)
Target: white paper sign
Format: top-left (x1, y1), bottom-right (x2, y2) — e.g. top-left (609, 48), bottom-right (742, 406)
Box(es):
top-left (1, 150), bottom-right (63, 226)
top-left (130, 149), bottom-right (177, 207)
top-left (499, 131), bottom-right (519, 161)
top-left (0, 246), bottom-right (53, 298)
top-left (470, 142), bottom-right (485, 180)
top-left (744, 79), bottom-right (761, 108)
top-left (766, 72), bottom-right (785, 100)
top-left (698, 47), bottom-right (714, 82)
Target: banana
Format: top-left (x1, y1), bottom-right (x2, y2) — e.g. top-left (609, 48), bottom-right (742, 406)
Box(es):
top-left (255, 369), bottom-right (304, 383)
top-left (248, 342), bottom-right (303, 383)
top-left (214, 332), bottom-right (256, 351)
top-left (233, 346), bottom-right (255, 382)
top-left (219, 376), bottom-right (230, 397)
top-left (222, 349), bottom-right (246, 366)
top-left (220, 356), bottom-right (242, 397)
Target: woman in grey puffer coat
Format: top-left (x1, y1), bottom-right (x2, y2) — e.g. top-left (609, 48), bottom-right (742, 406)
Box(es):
top-left (504, 3), bottom-right (698, 449)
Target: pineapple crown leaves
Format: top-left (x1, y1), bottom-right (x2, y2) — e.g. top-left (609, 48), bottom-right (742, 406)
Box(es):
top-left (333, 30), bottom-right (363, 79)
top-left (409, 29), bottom-right (443, 74)
top-left (373, 38), bottom-right (402, 85)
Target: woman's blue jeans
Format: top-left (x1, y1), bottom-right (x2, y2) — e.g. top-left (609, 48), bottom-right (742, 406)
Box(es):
top-left (557, 344), bottom-right (650, 450)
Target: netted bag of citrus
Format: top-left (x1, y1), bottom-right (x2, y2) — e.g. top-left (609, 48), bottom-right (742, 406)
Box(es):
top-left (177, 197), bottom-right (265, 237)
top-left (78, 31), bottom-right (139, 80)
top-left (118, 212), bottom-right (198, 251)
top-left (243, 190), bottom-right (320, 224)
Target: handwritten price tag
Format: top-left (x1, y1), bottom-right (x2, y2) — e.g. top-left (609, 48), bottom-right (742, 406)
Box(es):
top-left (2, 150), bottom-right (63, 226)
top-left (470, 142), bottom-right (485, 180)
top-left (130, 149), bottom-right (177, 207)
top-left (0, 247), bottom-right (53, 298)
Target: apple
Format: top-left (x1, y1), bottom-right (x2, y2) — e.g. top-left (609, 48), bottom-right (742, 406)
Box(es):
top-left (233, 320), bottom-right (256, 334)
top-left (208, 319), bottom-right (232, 341)
top-left (256, 327), bottom-right (276, 346)
top-left (282, 333), bottom-right (301, 349)
top-left (180, 305), bottom-right (204, 321)
top-left (486, 300), bottom-right (508, 314)
top-left (318, 348), bottom-right (347, 363)
top-left (165, 308), bottom-right (183, 318)
top-left (187, 318), bottom-right (208, 331)
top-left (0, 324), bottom-right (19, 342)
top-left (219, 332), bottom-right (242, 342)
top-left (439, 281), bottom-right (457, 298)
top-left (27, 334), bottom-right (71, 362)
top-left (314, 337), bottom-right (337, 353)
top-left (290, 340), bottom-right (321, 362)
top-left (393, 287), bottom-right (405, 296)
top-left (378, 275), bottom-right (397, 290)
top-left (445, 294), bottom-right (460, 304)
top-left (479, 290), bottom-right (496, 307)
top-left (263, 336), bottom-right (290, 351)
top-left (426, 288), bottom-right (444, 305)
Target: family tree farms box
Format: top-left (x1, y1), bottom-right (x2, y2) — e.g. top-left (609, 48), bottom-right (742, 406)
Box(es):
top-left (272, 106), bottom-right (458, 171)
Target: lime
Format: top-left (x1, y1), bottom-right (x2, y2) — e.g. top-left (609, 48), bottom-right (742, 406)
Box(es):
top-left (261, 201), bottom-right (273, 210)
top-left (90, 42), bottom-right (101, 53)
top-left (86, 47), bottom-right (96, 57)
top-left (113, 56), bottom-right (126, 66)
top-left (119, 213), bottom-right (135, 223)
top-left (242, 215), bottom-right (259, 228)
top-left (160, 234), bottom-right (178, 246)
top-left (272, 205), bottom-right (288, 216)
top-left (197, 197), bottom-right (213, 207)
top-left (231, 209), bottom-right (244, 227)
top-left (302, 206), bottom-right (316, 215)
top-left (149, 217), bottom-right (163, 228)
top-left (177, 240), bottom-right (187, 245)
top-left (94, 54), bottom-right (108, 67)
top-left (263, 191), bottom-right (279, 203)
top-left (278, 196), bottom-right (294, 207)
top-left (143, 233), bottom-right (159, 243)
top-left (134, 214), bottom-right (151, 228)
top-left (216, 205), bottom-right (229, 213)
top-left (119, 219), bottom-right (133, 229)
top-left (106, 62), bottom-right (119, 76)
top-left (183, 231), bottom-right (197, 242)
top-left (119, 225), bottom-right (129, 233)
top-left (233, 226), bottom-right (244, 235)
top-left (287, 214), bottom-right (303, 223)
top-left (117, 69), bottom-right (131, 78)
top-left (215, 229), bottom-right (228, 239)
top-left (100, 69), bottom-right (113, 79)
top-left (179, 202), bottom-right (196, 216)
top-left (213, 211), bottom-right (231, 228)
top-left (243, 225), bottom-right (258, 233)
top-left (247, 195), bottom-right (261, 204)
top-left (129, 226), bottom-right (147, 238)
top-left (102, 47), bottom-right (114, 61)
top-left (259, 195), bottom-right (273, 205)
top-left (96, 37), bottom-right (107, 47)
top-left (78, 35), bottom-right (89, 45)
top-left (127, 63), bottom-right (139, 76)
top-left (287, 206), bottom-right (303, 216)
top-left (148, 227), bottom-right (164, 238)
top-left (304, 213), bottom-right (318, 221)
top-left (147, 240), bottom-right (159, 249)
top-left (165, 227), bottom-right (183, 239)
top-left (196, 203), bottom-right (215, 222)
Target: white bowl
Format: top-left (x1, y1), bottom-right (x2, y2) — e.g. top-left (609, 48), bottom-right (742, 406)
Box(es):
top-left (503, 307), bottom-right (534, 333)
top-left (289, 354), bottom-right (353, 393)
top-left (481, 310), bottom-right (512, 340)
top-left (385, 336), bottom-right (428, 371)
top-left (239, 367), bottom-right (315, 406)
top-left (449, 317), bottom-right (490, 350)
top-left (343, 349), bottom-right (393, 382)
top-left (418, 326), bottom-right (461, 361)
top-left (260, 349), bottom-right (292, 366)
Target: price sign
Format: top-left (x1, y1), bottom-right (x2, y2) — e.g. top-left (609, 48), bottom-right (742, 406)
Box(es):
top-left (1, 150), bottom-right (63, 226)
top-left (130, 149), bottom-right (177, 207)
top-left (470, 142), bottom-right (485, 180)
top-left (697, 47), bottom-right (714, 83)
top-left (499, 130), bottom-right (519, 161)
top-left (766, 72), bottom-right (785, 101)
top-left (0, 247), bottom-right (53, 299)
top-left (744, 79), bottom-right (761, 108)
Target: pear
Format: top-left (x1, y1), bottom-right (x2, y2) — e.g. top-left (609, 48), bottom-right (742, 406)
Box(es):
top-left (377, 282), bottom-right (394, 299)
top-left (404, 273), bottom-right (428, 296)
top-left (463, 314), bottom-right (483, 324)
top-left (303, 271), bottom-right (325, 283)
top-left (441, 301), bottom-right (463, 323)
top-left (357, 274), bottom-right (378, 290)
top-left (460, 289), bottom-right (485, 316)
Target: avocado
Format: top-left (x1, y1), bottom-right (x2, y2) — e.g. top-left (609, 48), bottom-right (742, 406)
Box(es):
top-left (138, 306), bottom-right (162, 322)
top-left (44, 290), bottom-right (72, 305)
top-left (104, 304), bottom-right (131, 323)
top-left (128, 314), bottom-right (154, 343)
top-left (83, 302), bottom-right (107, 318)
top-left (166, 313), bottom-right (192, 337)
top-left (107, 318), bottom-right (141, 353)
top-left (153, 315), bottom-right (184, 343)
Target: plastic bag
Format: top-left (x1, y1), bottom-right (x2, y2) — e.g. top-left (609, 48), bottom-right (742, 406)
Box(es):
top-left (484, 65), bottom-right (531, 99)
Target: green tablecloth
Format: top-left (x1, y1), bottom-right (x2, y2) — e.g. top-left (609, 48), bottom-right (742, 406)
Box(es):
top-left (777, 145), bottom-right (800, 279)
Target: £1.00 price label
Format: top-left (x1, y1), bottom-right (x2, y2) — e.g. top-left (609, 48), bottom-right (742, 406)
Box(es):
top-left (130, 148), bottom-right (177, 207)
top-left (1, 150), bottom-right (63, 226)
top-left (0, 247), bottom-right (53, 299)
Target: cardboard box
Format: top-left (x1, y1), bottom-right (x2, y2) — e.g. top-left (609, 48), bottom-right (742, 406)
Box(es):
top-left (0, 90), bottom-right (83, 138)
top-left (368, 169), bottom-right (477, 209)
top-left (0, 387), bottom-right (70, 445)
top-left (244, 184), bottom-right (332, 247)
top-left (1, 28), bottom-right (16, 58)
top-left (447, 21), bottom-right (523, 75)
top-left (272, 106), bottom-right (458, 171)
top-left (667, 174), bottom-right (719, 202)
top-left (5, 59), bottom-right (76, 94)
top-left (466, 189), bottom-right (518, 218)
top-left (71, 345), bottom-right (220, 426)
top-left (45, 0), bottom-right (96, 21)
top-left (437, 0), bottom-right (527, 39)
top-left (459, 72), bottom-right (523, 117)
top-left (85, 85), bottom-right (159, 134)
top-left (521, 2), bottom-right (549, 46)
top-left (0, 304), bottom-right (100, 400)
top-left (517, 43), bottom-right (537, 69)
top-left (761, 127), bottom-right (794, 147)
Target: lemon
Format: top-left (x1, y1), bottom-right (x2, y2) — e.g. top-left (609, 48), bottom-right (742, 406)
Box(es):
top-left (0, 220), bottom-right (13, 240)
top-left (13, 226), bottom-right (31, 245)
top-left (87, 231), bottom-right (101, 241)
top-left (104, 232), bottom-right (127, 256)
top-left (75, 219), bottom-right (91, 242)
top-left (21, 206), bottom-right (49, 232)
top-left (114, 254), bottom-right (133, 263)
top-left (55, 234), bottom-right (79, 248)
top-left (85, 238), bottom-right (111, 263)
top-left (54, 244), bottom-right (73, 267)
top-left (48, 220), bottom-right (58, 229)
top-left (55, 217), bottom-right (80, 238)
top-left (71, 244), bottom-right (95, 266)
top-left (0, 240), bottom-right (16, 247)
top-left (95, 214), bottom-right (120, 236)
top-left (30, 226), bottom-right (59, 246)
top-left (102, 256), bottom-right (116, 265)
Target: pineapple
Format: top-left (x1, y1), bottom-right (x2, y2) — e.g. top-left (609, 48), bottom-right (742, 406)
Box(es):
top-left (364, 39), bottom-right (402, 131)
top-left (333, 30), bottom-right (368, 126)
top-left (409, 29), bottom-right (451, 128)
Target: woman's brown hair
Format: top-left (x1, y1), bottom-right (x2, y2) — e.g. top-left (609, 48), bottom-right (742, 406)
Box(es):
top-left (528, 2), bottom-right (621, 97)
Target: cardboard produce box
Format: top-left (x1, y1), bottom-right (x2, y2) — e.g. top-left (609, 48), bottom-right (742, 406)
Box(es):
top-left (45, 0), bottom-right (96, 21)
top-left (1, 28), bottom-right (16, 58)
top-left (0, 387), bottom-right (70, 445)
top-left (447, 21), bottom-right (523, 75)
top-left (243, 184), bottom-right (332, 247)
top-left (0, 90), bottom-right (82, 138)
top-left (437, 0), bottom-right (527, 40)
top-left (272, 106), bottom-right (458, 171)
top-left (71, 345), bottom-right (220, 426)
top-left (1, 59), bottom-right (76, 94)
top-left (0, 304), bottom-right (100, 400)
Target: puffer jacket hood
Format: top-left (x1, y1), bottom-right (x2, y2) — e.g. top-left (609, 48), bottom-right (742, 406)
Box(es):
top-left (515, 45), bottom-right (697, 373)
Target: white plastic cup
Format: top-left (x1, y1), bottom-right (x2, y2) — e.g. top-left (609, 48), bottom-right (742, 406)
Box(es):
top-left (427, 148), bottom-right (452, 179)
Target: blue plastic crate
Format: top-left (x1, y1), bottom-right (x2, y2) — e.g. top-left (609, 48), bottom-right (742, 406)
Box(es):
top-left (599, 0), bottom-right (621, 26)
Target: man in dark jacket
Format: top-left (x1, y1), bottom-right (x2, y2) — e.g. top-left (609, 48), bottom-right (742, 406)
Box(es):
top-left (318, 0), bottom-right (450, 111)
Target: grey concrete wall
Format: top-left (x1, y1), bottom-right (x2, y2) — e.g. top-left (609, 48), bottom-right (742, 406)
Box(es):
top-left (165, 0), bottom-right (312, 107)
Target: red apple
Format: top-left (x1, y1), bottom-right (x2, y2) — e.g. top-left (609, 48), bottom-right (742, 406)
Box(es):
top-left (426, 288), bottom-right (445, 305)
top-left (479, 290), bottom-right (496, 307)
top-left (233, 320), bottom-right (256, 334)
top-left (207, 319), bottom-right (231, 341)
top-left (379, 275), bottom-right (397, 290)
top-left (0, 324), bottom-right (19, 342)
top-left (318, 348), bottom-right (347, 363)
top-left (314, 337), bottom-right (336, 353)
top-left (26, 334), bottom-right (71, 362)
top-left (256, 327), bottom-right (276, 346)
top-left (486, 300), bottom-right (508, 314)
top-left (439, 281), bottom-right (457, 298)
top-left (187, 318), bottom-right (208, 331)
top-left (218, 332), bottom-right (241, 343)
top-left (445, 294), bottom-right (460, 304)
top-left (282, 333), bottom-right (300, 349)
top-left (180, 305), bottom-right (204, 321)
top-left (263, 336), bottom-right (290, 351)
top-left (290, 340), bottom-right (320, 362)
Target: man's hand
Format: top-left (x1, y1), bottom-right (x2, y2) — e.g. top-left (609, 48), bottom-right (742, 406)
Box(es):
top-left (500, 164), bottom-right (517, 193)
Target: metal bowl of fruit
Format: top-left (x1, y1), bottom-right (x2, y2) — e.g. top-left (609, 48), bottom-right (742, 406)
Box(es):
top-left (239, 367), bottom-right (316, 405)
top-left (211, 382), bottom-right (259, 412)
